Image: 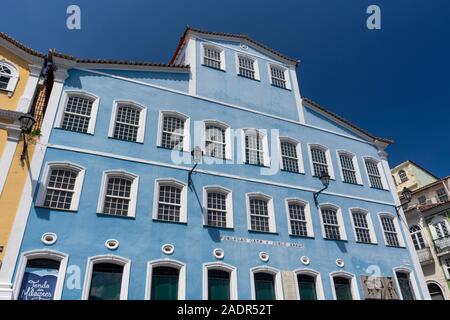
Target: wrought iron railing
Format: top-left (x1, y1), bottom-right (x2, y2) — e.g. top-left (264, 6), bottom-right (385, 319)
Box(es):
top-left (433, 236), bottom-right (450, 255)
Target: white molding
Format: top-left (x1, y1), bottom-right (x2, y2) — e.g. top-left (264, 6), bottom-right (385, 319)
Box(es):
top-left (279, 136), bottom-right (305, 174)
top-left (157, 110), bottom-right (190, 152)
top-left (318, 203), bottom-right (347, 240)
top-left (186, 36), bottom-right (197, 95)
top-left (235, 53), bottom-right (260, 80)
top-left (336, 150), bottom-right (363, 185)
top-left (307, 143), bottom-right (335, 179)
top-left (242, 128), bottom-right (270, 167)
top-left (202, 262), bottom-right (238, 300)
top-left (202, 186), bottom-right (234, 228)
top-left (145, 259), bottom-right (186, 300)
top-left (13, 249), bottom-right (68, 300)
top-left (96, 170), bottom-right (139, 218)
top-left (246, 192), bottom-right (276, 233)
top-left (293, 268), bottom-right (325, 300)
top-left (392, 266), bottom-right (421, 300)
top-left (152, 178), bottom-right (188, 223)
top-left (377, 212), bottom-right (406, 247)
top-left (0, 60), bottom-right (19, 94)
top-left (285, 198), bottom-right (314, 237)
top-left (348, 207), bottom-right (378, 244)
top-left (202, 120), bottom-right (232, 160)
top-left (362, 156), bottom-right (389, 190)
top-left (0, 130), bottom-right (20, 196)
top-left (81, 254), bottom-right (131, 300)
top-left (200, 42), bottom-right (226, 71)
top-left (108, 100), bottom-right (147, 143)
top-left (267, 63), bottom-right (292, 90)
top-left (329, 271), bottom-right (360, 300)
top-left (250, 266), bottom-right (284, 300)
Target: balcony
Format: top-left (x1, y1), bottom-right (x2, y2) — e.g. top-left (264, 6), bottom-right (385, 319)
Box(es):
top-left (416, 247), bottom-right (434, 265)
top-left (433, 236), bottom-right (450, 256)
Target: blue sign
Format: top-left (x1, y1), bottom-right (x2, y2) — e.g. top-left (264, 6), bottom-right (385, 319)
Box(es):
top-left (18, 268), bottom-right (58, 300)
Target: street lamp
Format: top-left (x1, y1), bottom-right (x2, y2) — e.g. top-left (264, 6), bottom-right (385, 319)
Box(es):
top-left (18, 114), bottom-right (36, 162)
top-left (188, 146), bottom-right (203, 188)
top-left (395, 187), bottom-right (412, 216)
top-left (313, 171), bottom-right (331, 206)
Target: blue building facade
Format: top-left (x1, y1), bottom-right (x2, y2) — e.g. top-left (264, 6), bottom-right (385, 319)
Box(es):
top-left (0, 27), bottom-right (429, 300)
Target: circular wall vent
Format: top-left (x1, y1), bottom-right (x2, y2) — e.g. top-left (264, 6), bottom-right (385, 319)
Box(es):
top-left (162, 243), bottom-right (175, 255)
top-left (259, 252), bottom-right (269, 262)
top-left (105, 239), bottom-right (119, 250)
top-left (41, 232), bottom-right (57, 245)
top-left (300, 256), bottom-right (310, 265)
top-left (213, 248), bottom-right (224, 260)
top-left (336, 258), bottom-right (345, 268)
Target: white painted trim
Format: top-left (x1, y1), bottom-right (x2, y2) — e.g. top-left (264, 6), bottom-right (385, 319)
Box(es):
top-left (307, 143), bottom-right (335, 179)
top-left (279, 136), bottom-right (305, 174)
top-left (235, 53), bottom-right (260, 80)
top-left (329, 271), bottom-right (360, 300)
top-left (157, 110), bottom-right (190, 152)
top-left (336, 150), bottom-right (363, 185)
top-left (81, 254), bottom-right (131, 300)
top-left (285, 198), bottom-right (314, 237)
top-left (152, 178), bottom-right (188, 223)
top-left (250, 266), bottom-right (284, 300)
top-left (428, 215), bottom-right (450, 240)
top-left (200, 42), bottom-right (226, 71)
top-left (0, 130), bottom-right (20, 196)
top-left (13, 249), bottom-right (68, 300)
top-left (348, 207), bottom-right (378, 244)
top-left (108, 100), bottom-right (147, 143)
top-left (0, 60), bottom-right (19, 94)
top-left (293, 268), bottom-right (325, 300)
top-left (267, 63), bottom-right (291, 90)
top-left (318, 203), bottom-right (347, 240)
top-left (202, 119), bottom-right (232, 160)
top-left (96, 170), bottom-right (139, 218)
top-left (242, 128), bottom-right (270, 167)
top-left (362, 156), bottom-right (389, 190)
top-left (202, 262), bottom-right (238, 300)
top-left (392, 266), bottom-right (421, 300)
top-left (246, 192), bottom-right (276, 233)
top-left (186, 36), bottom-right (197, 95)
top-left (145, 259), bottom-right (186, 300)
top-left (202, 186), bottom-right (234, 228)
top-left (377, 212), bottom-right (406, 247)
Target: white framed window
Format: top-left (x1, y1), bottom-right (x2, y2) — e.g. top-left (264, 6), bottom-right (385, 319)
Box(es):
top-left (250, 266), bottom-right (284, 300)
top-left (430, 216), bottom-right (450, 240)
top-left (285, 198), bottom-right (313, 237)
top-left (329, 271), bottom-right (360, 300)
top-left (13, 250), bottom-right (69, 300)
top-left (246, 193), bottom-right (276, 233)
top-left (81, 255), bottom-right (131, 300)
top-left (363, 157), bottom-right (388, 190)
top-left (279, 137), bottom-right (304, 174)
top-left (398, 170), bottom-right (408, 183)
top-left (437, 188), bottom-right (449, 203)
top-left (157, 111), bottom-right (190, 152)
top-left (349, 208), bottom-right (377, 244)
top-left (308, 144), bottom-right (335, 179)
top-left (236, 54), bottom-right (260, 80)
top-left (36, 162), bottom-right (86, 211)
top-left (0, 60), bottom-right (19, 92)
top-left (294, 269), bottom-right (325, 300)
top-left (203, 262), bottom-right (238, 300)
top-left (203, 186), bottom-right (233, 228)
top-left (337, 151), bottom-right (362, 185)
top-left (242, 129), bottom-right (270, 167)
top-left (378, 213), bottom-right (405, 247)
top-left (441, 256), bottom-right (450, 280)
top-left (97, 170), bottom-right (139, 218)
top-left (108, 100), bottom-right (147, 143)
top-left (393, 267), bottom-right (420, 300)
top-left (201, 43), bottom-right (226, 71)
top-left (145, 259), bottom-right (186, 300)
top-left (268, 64), bottom-right (291, 90)
top-left (203, 120), bottom-right (231, 160)
top-left (153, 178), bottom-right (188, 223)
top-left (56, 91), bottom-right (100, 134)
top-left (409, 225), bottom-right (426, 250)
top-left (318, 204), bottom-right (347, 240)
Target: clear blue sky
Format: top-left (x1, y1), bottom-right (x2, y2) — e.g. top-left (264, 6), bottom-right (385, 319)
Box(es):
top-left (1, 0), bottom-right (449, 177)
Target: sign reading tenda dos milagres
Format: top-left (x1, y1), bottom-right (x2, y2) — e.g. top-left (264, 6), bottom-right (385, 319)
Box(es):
top-left (220, 236), bottom-right (304, 249)
top-left (18, 260), bottom-right (59, 300)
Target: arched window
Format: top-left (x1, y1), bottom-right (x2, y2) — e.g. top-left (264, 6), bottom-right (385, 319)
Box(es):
top-left (158, 111), bottom-right (190, 151)
top-left (203, 120), bottom-right (231, 160)
top-left (398, 170), bottom-right (408, 183)
top-left (203, 262), bottom-right (237, 300)
top-left (409, 225), bottom-right (426, 250)
top-left (109, 101), bottom-right (147, 143)
top-left (146, 259), bottom-right (186, 300)
top-left (427, 282), bottom-right (445, 300)
top-left (295, 269), bottom-right (324, 300)
top-left (58, 91), bottom-right (100, 134)
top-left (394, 269), bottom-right (416, 300)
top-left (203, 186), bottom-right (233, 228)
top-left (0, 61), bottom-right (19, 92)
top-left (330, 272), bottom-right (359, 300)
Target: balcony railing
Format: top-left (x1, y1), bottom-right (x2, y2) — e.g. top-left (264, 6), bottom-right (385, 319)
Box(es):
top-left (433, 236), bottom-right (450, 256)
top-left (416, 247), bottom-right (434, 265)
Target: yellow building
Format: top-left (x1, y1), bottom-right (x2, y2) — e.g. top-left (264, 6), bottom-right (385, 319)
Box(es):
top-left (0, 33), bottom-right (45, 266)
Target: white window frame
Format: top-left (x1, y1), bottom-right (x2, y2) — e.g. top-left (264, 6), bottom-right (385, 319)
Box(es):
top-left (235, 53), bottom-right (260, 80)
top-left (241, 128), bottom-right (270, 167)
top-left (307, 144), bottom-right (335, 179)
top-left (279, 137), bottom-right (305, 174)
top-left (267, 63), bottom-right (291, 90)
top-left (108, 100), bottom-right (147, 143)
top-left (377, 212), bottom-right (405, 247)
top-left (200, 43), bottom-right (226, 71)
top-left (203, 186), bottom-right (233, 228)
top-left (348, 208), bottom-right (378, 244)
top-left (429, 215), bottom-right (450, 240)
top-left (145, 259), bottom-right (186, 300)
top-left (202, 120), bottom-right (232, 160)
top-left (13, 250), bottom-right (69, 300)
top-left (363, 156), bottom-right (388, 190)
top-left (285, 198), bottom-right (314, 237)
top-left (318, 204), bottom-right (347, 240)
top-left (202, 262), bottom-right (238, 300)
top-left (157, 110), bottom-right (190, 152)
top-left (35, 161), bottom-right (86, 211)
top-left (246, 192), bottom-right (276, 233)
top-left (96, 170), bottom-right (139, 218)
top-left (336, 150), bottom-right (363, 185)
top-left (152, 178), bottom-right (188, 223)
top-left (329, 271), bottom-right (360, 300)
top-left (81, 254), bottom-right (131, 300)
top-left (0, 60), bottom-right (19, 93)
top-left (55, 90), bottom-right (100, 135)
top-left (250, 266), bottom-right (284, 300)
top-left (392, 266), bottom-right (420, 300)
top-left (409, 224), bottom-right (427, 249)
top-left (294, 268), bottom-right (325, 300)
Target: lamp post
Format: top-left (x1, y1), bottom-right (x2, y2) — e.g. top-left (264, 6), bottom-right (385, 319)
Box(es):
top-left (395, 187), bottom-right (412, 216)
top-left (18, 114), bottom-right (36, 162)
top-left (188, 146), bottom-right (203, 188)
top-left (313, 171), bottom-right (331, 206)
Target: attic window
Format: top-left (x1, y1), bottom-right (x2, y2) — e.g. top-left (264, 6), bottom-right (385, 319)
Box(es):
top-left (238, 55), bottom-right (259, 80)
top-left (202, 44), bottom-right (225, 71)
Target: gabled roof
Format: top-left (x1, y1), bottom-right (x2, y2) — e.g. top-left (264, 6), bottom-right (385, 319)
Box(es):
top-left (302, 98), bottom-right (394, 145)
top-left (392, 160), bottom-right (439, 179)
top-left (170, 26), bottom-right (300, 66)
top-left (0, 32), bottom-right (45, 65)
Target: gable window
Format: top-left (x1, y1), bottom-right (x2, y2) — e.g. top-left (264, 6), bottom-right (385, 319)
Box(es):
top-left (36, 162), bottom-right (86, 211)
top-left (319, 205), bottom-right (346, 240)
top-left (108, 101), bottom-right (146, 143)
top-left (338, 151), bottom-right (362, 185)
top-left (97, 171), bottom-right (139, 218)
top-left (286, 199), bottom-right (313, 237)
top-left (269, 65), bottom-right (290, 89)
top-left (204, 121), bottom-right (230, 160)
top-left (204, 187), bottom-right (233, 228)
top-left (350, 209), bottom-right (376, 244)
top-left (244, 129), bottom-right (269, 167)
top-left (153, 179), bottom-right (187, 223)
top-left (380, 215), bottom-right (401, 247)
top-left (364, 158), bottom-right (386, 189)
top-left (151, 266), bottom-right (179, 300)
top-left (409, 225), bottom-right (426, 250)
top-left (0, 61), bottom-right (19, 92)
top-left (202, 44), bottom-right (225, 71)
top-left (58, 91), bottom-right (100, 134)
top-left (280, 138), bottom-right (303, 173)
top-left (395, 271), bottom-right (416, 300)
top-left (158, 111), bottom-right (190, 151)
top-left (247, 193), bottom-right (276, 233)
top-left (398, 170), bottom-right (408, 183)
top-left (437, 188), bottom-right (449, 203)
top-left (237, 55), bottom-right (259, 80)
